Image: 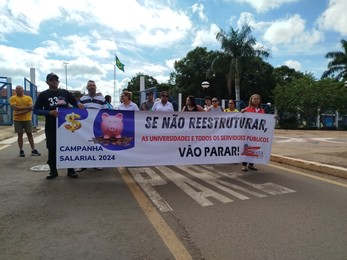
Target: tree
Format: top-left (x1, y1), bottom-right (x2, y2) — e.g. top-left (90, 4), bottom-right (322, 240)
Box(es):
top-left (171, 47), bottom-right (220, 99)
top-left (240, 57), bottom-right (276, 104)
top-left (273, 65), bottom-right (305, 86)
top-left (322, 39), bottom-right (347, 81)
top-left (212, 24), bottom-right (270, 100)
top-left (126, 73), bottom-right (159, 104)
top-left (274, 75), bottom-right (320, 128)
top-left (274, 75), bottom-right (347, 129)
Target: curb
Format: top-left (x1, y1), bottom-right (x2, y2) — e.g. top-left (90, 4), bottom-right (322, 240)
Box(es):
top-left (271, 154), bottom-right (347, 180)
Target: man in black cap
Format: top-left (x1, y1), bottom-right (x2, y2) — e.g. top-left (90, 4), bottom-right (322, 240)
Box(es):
top-left (140, 91), bottom-right (154, 111)
top-left (33, 73), bottom-right (84, 179)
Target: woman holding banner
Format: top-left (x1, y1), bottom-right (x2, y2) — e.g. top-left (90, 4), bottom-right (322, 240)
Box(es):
top-left (240, 94), bottom-right (265, 172)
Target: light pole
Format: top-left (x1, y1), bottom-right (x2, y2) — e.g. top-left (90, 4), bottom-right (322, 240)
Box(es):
top-left (63, 62), bottom-right (69, 89)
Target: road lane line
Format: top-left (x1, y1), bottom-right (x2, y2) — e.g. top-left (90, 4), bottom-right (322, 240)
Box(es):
top-left (270, 164), bottom-right (347, 188)
top-left (118, 167), bottom-right (192, 260)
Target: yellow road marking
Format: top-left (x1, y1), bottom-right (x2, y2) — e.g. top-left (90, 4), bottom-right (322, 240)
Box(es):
top-left (119, 167), bottom-right (192, 260)
top-left (270, 163), bottom-right (347, 188)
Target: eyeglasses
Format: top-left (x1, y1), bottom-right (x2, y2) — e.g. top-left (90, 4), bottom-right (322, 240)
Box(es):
top-left (212, 100), bottom-right (218, 102)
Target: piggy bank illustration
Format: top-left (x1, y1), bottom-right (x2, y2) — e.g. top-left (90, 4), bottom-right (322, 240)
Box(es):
top-left (101, 112), bottom-right (124, 139)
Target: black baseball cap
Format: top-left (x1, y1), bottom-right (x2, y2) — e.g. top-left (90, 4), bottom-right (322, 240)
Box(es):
top-left (46, 73), bottom-right (59, 81)
top-left (146, 91), bottom-right (153, 95)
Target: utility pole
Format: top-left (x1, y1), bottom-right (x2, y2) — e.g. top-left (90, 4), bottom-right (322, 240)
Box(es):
top-left (63, 62), bottom-right (69, 89)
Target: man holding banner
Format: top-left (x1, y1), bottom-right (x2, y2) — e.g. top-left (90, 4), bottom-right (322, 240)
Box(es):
top-left (34, 73), bottom-right (84, 179)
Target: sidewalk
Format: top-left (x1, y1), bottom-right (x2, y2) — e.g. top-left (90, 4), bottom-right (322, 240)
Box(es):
top-left (271, 129), bottom-right (347, 179)
top-left (1, 125), bottom-right (346, 179)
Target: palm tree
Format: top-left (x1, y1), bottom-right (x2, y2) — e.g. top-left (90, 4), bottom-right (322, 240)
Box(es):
top-left (321, 39), bottom-right (347, 81)
top-left (211, 24), bottom-right (270, 100)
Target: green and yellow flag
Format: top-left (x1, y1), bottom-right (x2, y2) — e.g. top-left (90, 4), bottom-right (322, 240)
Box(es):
top-left (115, 55), bottom-right (125, 72)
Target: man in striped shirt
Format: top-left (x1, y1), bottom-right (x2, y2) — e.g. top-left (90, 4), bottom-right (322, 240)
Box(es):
top-left (79, 80), bottom-right (109, 109)
top-left (76, 80), bottom-right (107, 172)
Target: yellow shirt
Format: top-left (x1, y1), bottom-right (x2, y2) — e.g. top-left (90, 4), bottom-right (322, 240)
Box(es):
top-left (224, 108), bottom-right (239, 112)
top-left (10, 95), bottom-right (33, 121)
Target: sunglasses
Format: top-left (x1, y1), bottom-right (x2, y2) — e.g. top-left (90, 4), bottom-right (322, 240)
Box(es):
top-left (161, 95), bottom-right (168, 97)
top-left (49, 78), bottom-right (59, 82)
top-left (212, 100), bottom-right (218, 102)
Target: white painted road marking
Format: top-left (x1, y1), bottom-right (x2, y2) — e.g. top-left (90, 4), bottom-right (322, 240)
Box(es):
top-left (181, 165), bottom-right (267, 198)
top-left (157, 166), bottom-right (233, 206)
top-left (275, 137), bottom-right (344, 144)
top-left (127, 165), bottom-right (297, 212)
top-left (177, 166), bottom-right (266, 200)
top-left (0, 132), bottom-right (45, 145)
top-left (217, 171), bottom-right (296, 195)
top-left (128, 168), bottom-right (173, 212)
top-left (25, 133), bottom-right (46, 144)
top-left (0, 145), bottom-right (10, 150)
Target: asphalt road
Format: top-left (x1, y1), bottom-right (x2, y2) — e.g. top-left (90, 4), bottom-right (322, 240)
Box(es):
top-left (1, 130), bottom-right (347, 260)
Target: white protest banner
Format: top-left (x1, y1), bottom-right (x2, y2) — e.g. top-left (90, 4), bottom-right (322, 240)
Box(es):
top-left (56, 108), bottom-right (276, 168)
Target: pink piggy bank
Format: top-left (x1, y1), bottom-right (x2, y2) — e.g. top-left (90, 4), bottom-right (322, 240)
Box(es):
top-left (101, 112), bottom-right (124, 139)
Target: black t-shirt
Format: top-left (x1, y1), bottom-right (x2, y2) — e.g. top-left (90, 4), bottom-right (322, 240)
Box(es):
top-left (182, 105), bottom-right (198, 112)
top-left (34, 88), bottom-right (78, 130)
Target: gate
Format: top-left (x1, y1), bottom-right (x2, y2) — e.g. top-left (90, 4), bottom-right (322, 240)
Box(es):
top-left (0, 76), bottom-right (38, 127)
top-left (0, 77), bottom-right (12, 125)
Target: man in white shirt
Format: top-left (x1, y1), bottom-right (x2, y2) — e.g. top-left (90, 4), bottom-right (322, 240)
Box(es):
top-left (79, 80), bottom-right (108, 109)
top-left (151, 91), bottom-right (174, 112)
top-left (116, 91), bottom-right (139, 111)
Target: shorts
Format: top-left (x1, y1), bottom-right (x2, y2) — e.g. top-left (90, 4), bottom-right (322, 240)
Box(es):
top-left (14, 120), bottom-right (33, 134)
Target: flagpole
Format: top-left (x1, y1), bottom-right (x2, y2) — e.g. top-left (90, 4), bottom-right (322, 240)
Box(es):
top-left (114, 54), bottom-right (116, 107)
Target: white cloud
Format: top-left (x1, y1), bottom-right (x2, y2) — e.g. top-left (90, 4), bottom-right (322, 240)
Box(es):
top-left (192, 3), bottom-right (208, 22)
top-left (283, 59), bottom-right (301, 71)
top-left (317, 0), bottom-right (347, 35)
top-left (192, 24), bottom-right (220, 48)
top-left (0, 0), bottom-right (192, 48)
top-left (166, 58), bottom-right (178, 71)
top-left (263, 14), bottom-right (323, 47)
top-left (231, 0), bottom-right (299, 13)
top-left (238, 12), bottom-right (270, 31)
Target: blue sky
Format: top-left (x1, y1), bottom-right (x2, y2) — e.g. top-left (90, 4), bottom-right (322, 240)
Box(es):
top-left (1, 0), bottom-right (346, 104)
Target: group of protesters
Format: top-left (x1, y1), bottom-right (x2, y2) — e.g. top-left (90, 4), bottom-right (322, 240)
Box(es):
top-left (11, 71), bottom-right (265, 179)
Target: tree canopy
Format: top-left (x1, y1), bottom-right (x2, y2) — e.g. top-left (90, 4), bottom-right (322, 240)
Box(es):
top-left (211, 24), bottom-right (270, 100)
top-left (322, 39), bottom-right (347, 81)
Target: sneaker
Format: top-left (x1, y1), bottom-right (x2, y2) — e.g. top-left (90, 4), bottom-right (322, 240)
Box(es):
top-left (19, 150), bottom-right (25, 157)
top-left (31, 149), bottom-right (41, 156)
top-left (46, 172), bottom-right (58, 179)
top-left (94, 167), bottom-right (103, 171)
top-left (67, 169), bottom-right (78, 178)
top-left (76, 168), bottom-right (86, 172)
top-left (241, 166), bottom-right (248, 172)
top-left (248, 165), bottom-right (258, 171)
